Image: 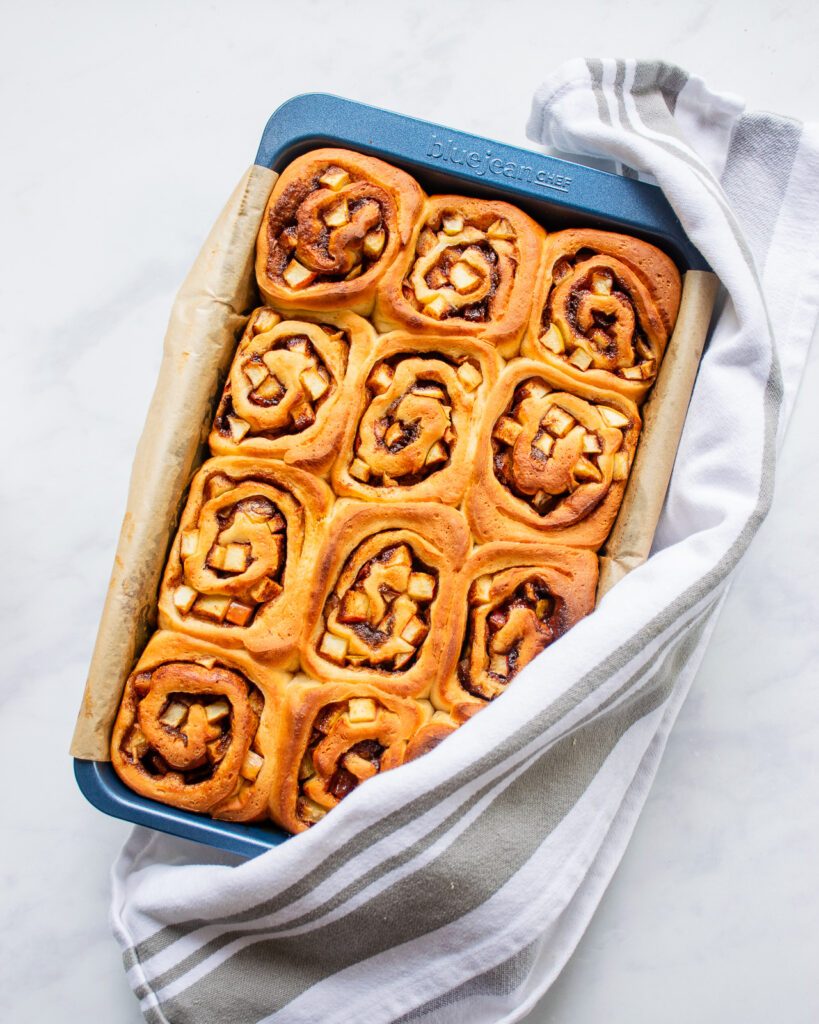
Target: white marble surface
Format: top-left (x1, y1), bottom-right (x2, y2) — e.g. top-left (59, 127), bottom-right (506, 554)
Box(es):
top-left (2, 2), bottom-right (818, 1022)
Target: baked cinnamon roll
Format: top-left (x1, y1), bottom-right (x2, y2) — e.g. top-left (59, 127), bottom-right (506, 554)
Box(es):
top-left (522, 229), bottom-right (681, 402)
top-left (111, 632), bottom-right (287, 821)
top-left (210, 307), bottom-right (376, 474)
top-left (466, 361), bottom-right (641, 547)
top-left (302, 501), bottom-right (470, 696)
top-left (158, 457), bottom-right (332, 660)
top-left (331, 333), bottom-right (500, 505)
top-left (374, 196), bottom-right (545, 356)
top-left (433, 544), bottom-right (598, 722)
top-left (256, 149), bottom-right (424, 315)
top-left (269, 678), bottom-right (431, 832)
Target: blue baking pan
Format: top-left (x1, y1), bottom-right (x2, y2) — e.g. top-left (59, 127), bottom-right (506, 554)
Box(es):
top-left (74, 94), bottom-right (708, 860)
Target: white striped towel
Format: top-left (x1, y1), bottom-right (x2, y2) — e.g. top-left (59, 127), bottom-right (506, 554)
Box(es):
top-left (110, 59), bottom-right (819, 1024)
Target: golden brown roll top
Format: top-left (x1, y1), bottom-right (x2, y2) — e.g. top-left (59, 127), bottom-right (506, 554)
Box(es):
top-left (269, 679), bottom-right (432, 833)
top-left (466, 361), bottom-right (641, 547)
top-left (331, 332), bottom-right (500, 505)
top-left (110, 633), bottom-right (288, 821)
top-left (210, 307), bottom-right (376, 474)
top-left (256, 148), bottom-right (424, 315)
top-left (303, 501), bottom-right (470, 696)
top-left (523, 229), bottom-right (681, 401)
top-left (433, 544), bottom-right (598, 722)
top-left (158, 457), bottom-right (332, 661)
top-left (374, 196), bottom-right (546, 356)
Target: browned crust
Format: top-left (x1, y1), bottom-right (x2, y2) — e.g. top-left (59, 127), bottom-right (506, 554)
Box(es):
top-left (373, 195), bottom-right (546, 356)
top-left (255, 148), bottom-right (425, 316)
top-left (465, 360), bottom-right (641, 547)
top-left (209, 307), bottom-right (377, 475)
top-left (432, 543), bottom-right (598, 721)
top-left (301, 500), bottom-right (470, 696)
top-left (157, 456), bottom-right (333, 662)
top-left (522, 228), bottom-right (682, 402)
top-left (110, 631), bottom-right (290, 822)
top-left (330, 331), bottom-right (501, 505)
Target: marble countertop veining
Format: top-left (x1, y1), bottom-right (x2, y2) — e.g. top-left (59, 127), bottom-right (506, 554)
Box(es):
top-left (2, 2), bottom-right (818, 1022)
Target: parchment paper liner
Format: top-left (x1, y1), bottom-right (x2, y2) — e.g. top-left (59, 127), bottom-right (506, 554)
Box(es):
top-left (70, 165), bottom-right (717, 760)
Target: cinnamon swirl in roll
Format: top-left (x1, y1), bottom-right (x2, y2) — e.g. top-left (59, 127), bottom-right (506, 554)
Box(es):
top-left (210, 307), bottom-right (376, 474)
top-left (158, 457), bottom-right (332, 660)
top-left (302, 501), bottom-right (470, 696)
top-left (523, 229), bottom-right (681, 401)
top-left (374, 196), bottom-right (545, 356)
top-left (466, 361), bottom-right (641, 547)
top-left (111, 632), bottom-right (287, 821)
top-left (434, 544), bottom-right (598, 722)
top-left (269, 678), bottom-right (431, 833)
top-left (331, 333), bottom-right (500, 505)
top-left (256, 149), bottom-right (424, 315)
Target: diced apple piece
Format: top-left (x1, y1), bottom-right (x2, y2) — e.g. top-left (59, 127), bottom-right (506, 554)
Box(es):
top-left (493, 416), bottom-right (523, 446)
top-left (542, 405), bottom-right (575, 438)
top-left (339, 590), bottom-right (371, 624)
top-left (456, 361), bottom-right (482, 391)
top-left (301, 366), bottom-right (330, 401)
top-left (343, 752), bottom-right (378, 781)
top-left (297, 796), bottom-right (328, 824)
top-left (160, 701), bottom-right (188, 728)
top-left (207, 545), bottom-right (227, 570)
top-left (591, 270), bottom-right (613, 295)
top-left (531, 490), bottom-right (551, 513)
top-left (574, 456), bottom-right (602, 483)
top-left (128, 727), bottom-right (150, 759)
top-left (205, 699), bottom-right (230, 724)
top-left (598, 405), bottom-right (630, 429)
top-left (193, 594), bottom-right (231, 623)
top-left (519, 379), bottom-right (549, 401)
top-left (173, 585), bottom-right (198, 614)
top-left (583, 432), bottom-right (603, 454)
top-left (180, 530), bottom-right (199, 558)
top-left (450, 261), bottom-right (480, 293)
top-left (424, 441), bottom-right (448, 466)
top-left (367, 362), bottom-right (394, 394)
top-left (347, 697), bottom-right (377, 723)
top-left (487, 217), bottom-right (515, 240)
top-left (323, 199), bottom-right (349, 227)
top-left (569, 348), bottom-right (593, 371)
top-left (250, 578), bottom-right (283, 603)
top-left (393, 649), bottom-right (415, 669)
top-left (470, 574), bottom-right (493, 605)
top-left (382, 474), bottom-right (399, 488)
top-left (423, 294), bottom-right (452, 320)
top-left (540, 324), bottom-right (565, 354)
top-left (612, 451), bottom-right (630, 481)
top-left (266, 511), bottom-right (286, 533)
top-left (349, 457), bottom-right (371, 482)
top-left (384, 421), bottom-right (403, 447)
top-left (320, 632), bottom-right (349, 662)
top-left (621, 365), bottom-right (644, 380)
top-left (283, 260), bottom-right (317, 289)
top-left (442, 213), bottom-right (464, 235)
top-left (245, 363), bottom-right (269, 390)
top-left (532, 433), bottom-right (554, 457)
top-left (254, 372), bottom-right (286, 401)
top-left (489, 654), bottom-right (508, 678)
top-left (363, 229), bottom-right (386, 259)
top-left (640, 359), bottom-right (657, 379)
top-left (227, 416), bottom-right (251, 443)
top-left (319, 166), bottom-right (350, 190)
top-left (197, 657), bottom-right (217, 669)
top-left (298, 752), bottom-right (314, 780)
top-left (384, 544), bottom-right (412, 567)
top-left (225, 600), bottom-right (254, 627)
top-left (223, 543), bottom-right (249, 573)
top-left (240, 750), bottom-right (264, 782)
top-left (252, 308), bottom-right (281, 335)
top-left (408, 572), bottom-right (436, 602)
top-left (416, 227), bottom-right (437, 255)
top-left (290, 396), bottom-right (316, 429)
top-left (401, 616), bottom-right (429, 646)
top-left (345, 264), bottom-right (363, 281)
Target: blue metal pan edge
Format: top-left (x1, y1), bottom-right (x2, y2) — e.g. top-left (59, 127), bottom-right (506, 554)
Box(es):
top-left (74, 93), bottom-right (707, 861)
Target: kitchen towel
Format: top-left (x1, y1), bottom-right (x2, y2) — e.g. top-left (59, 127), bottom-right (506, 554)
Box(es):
top-left (110, 60), bottom-right (819, 1024)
